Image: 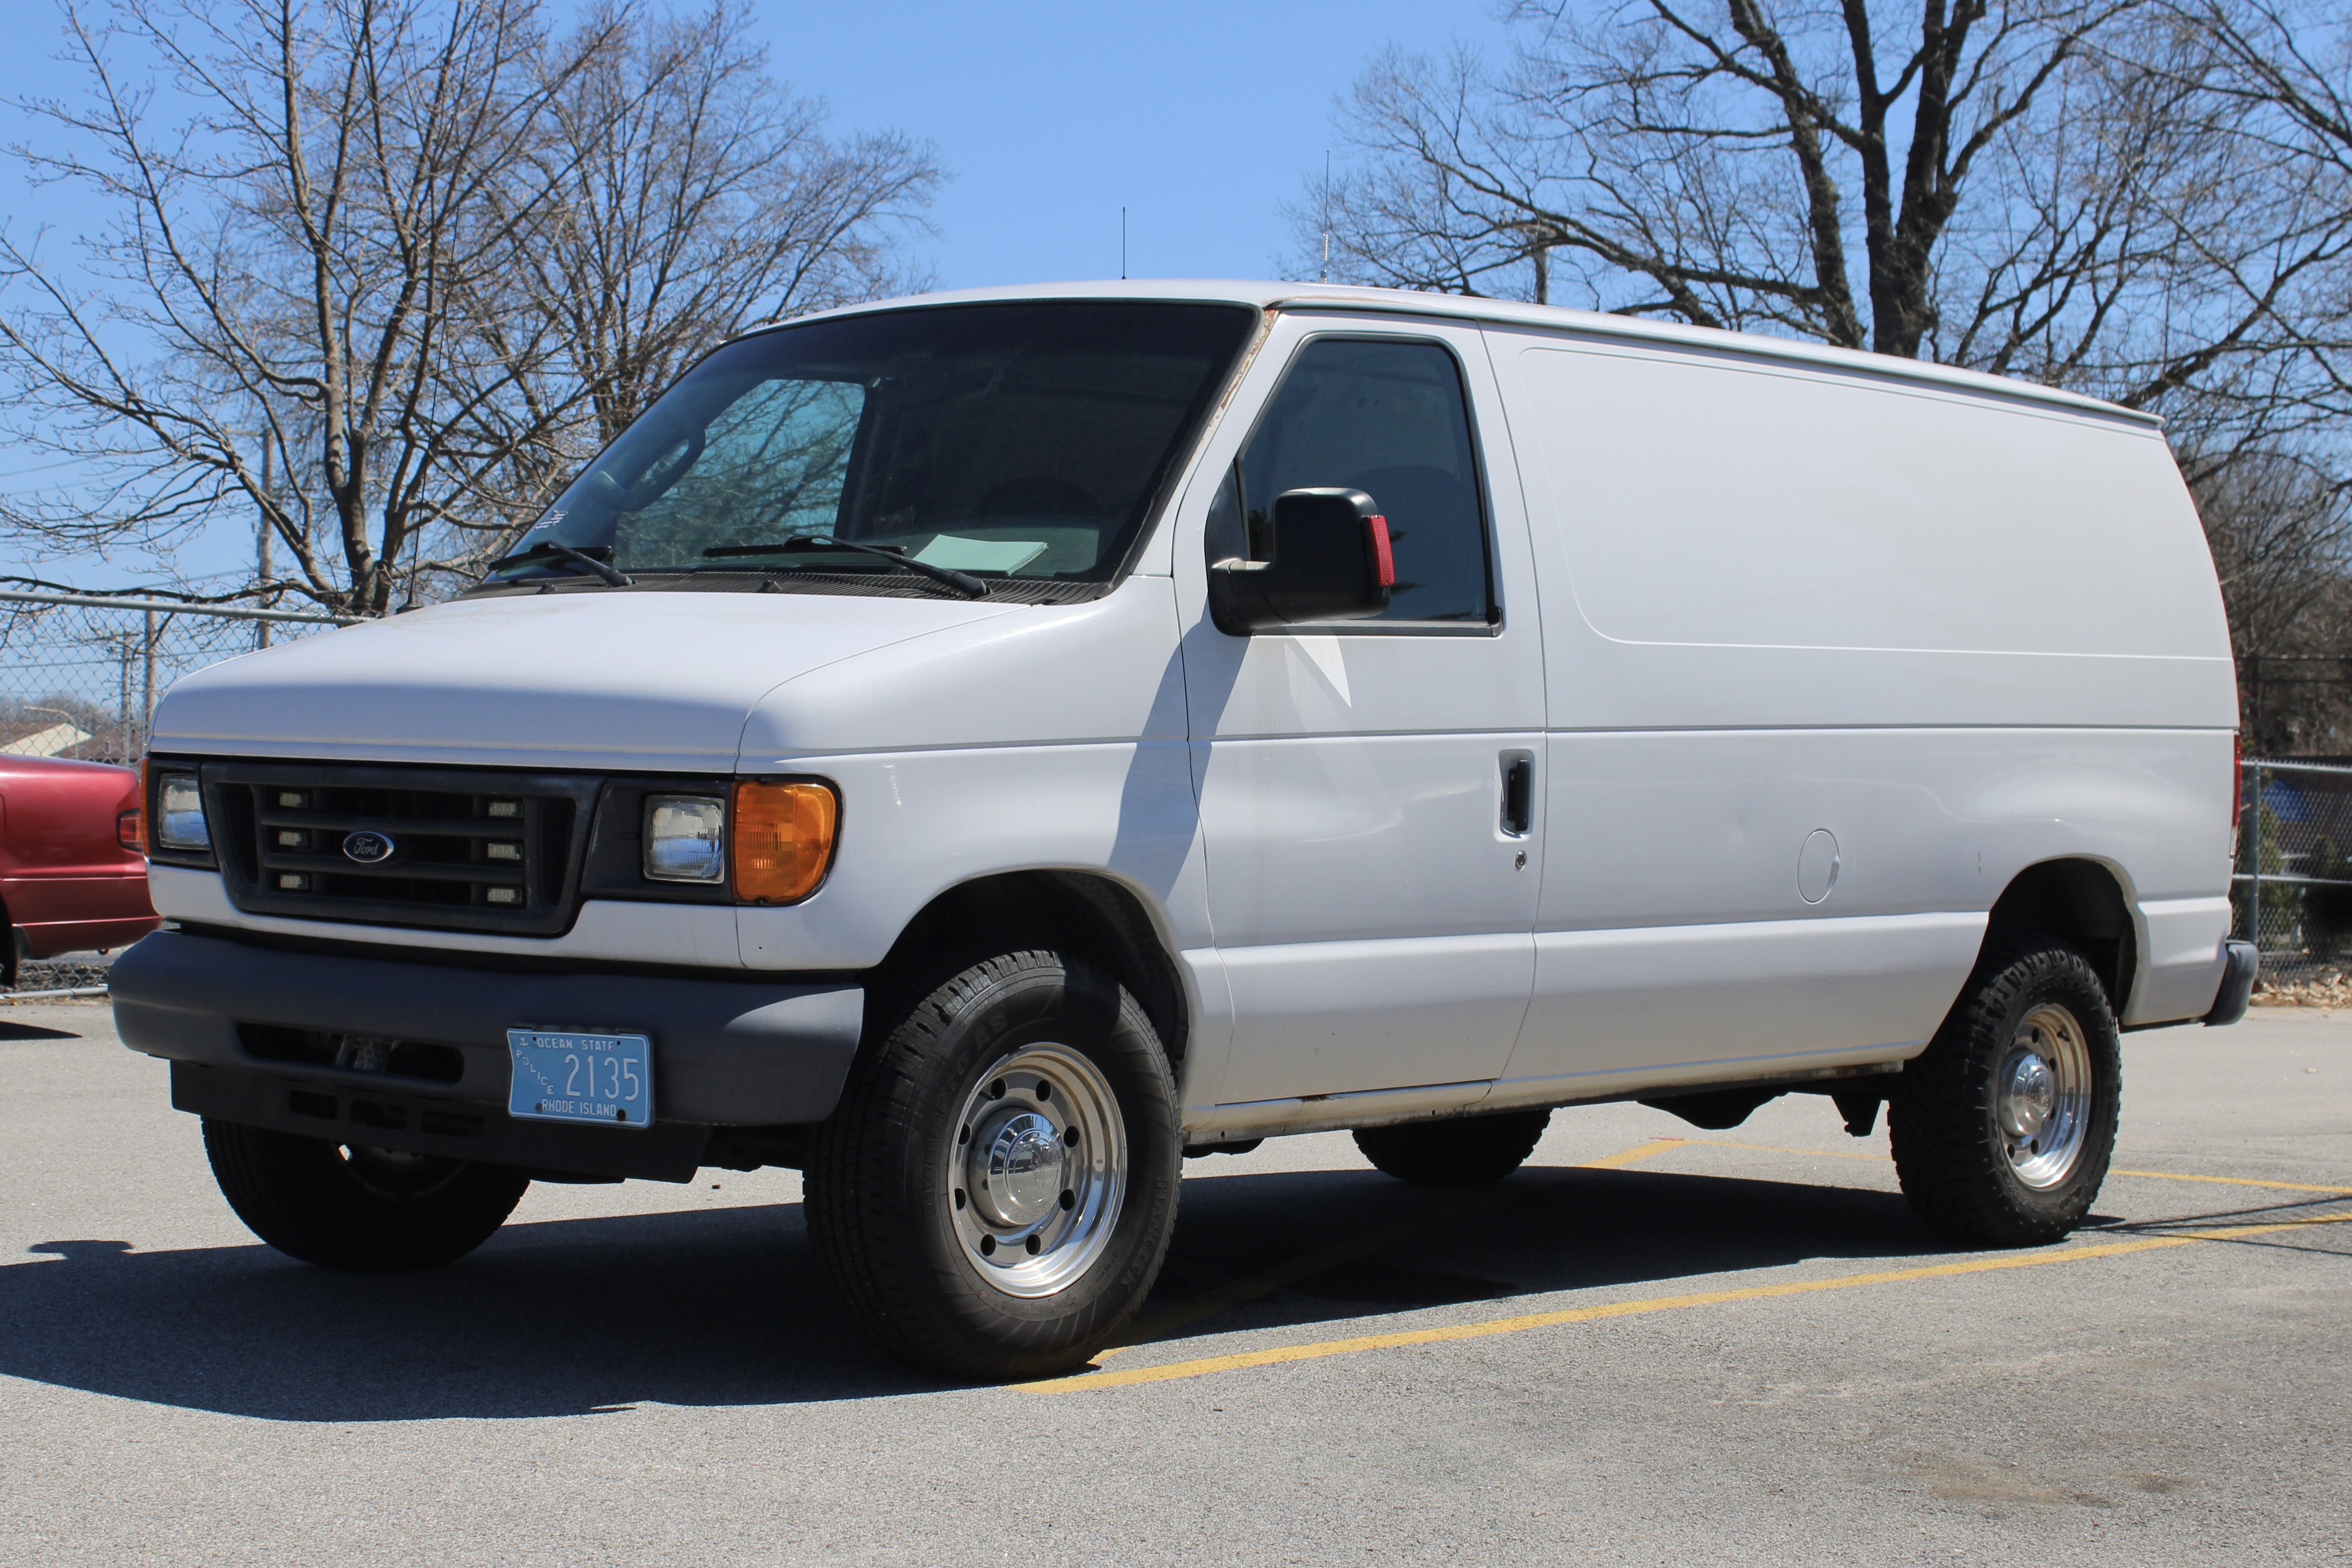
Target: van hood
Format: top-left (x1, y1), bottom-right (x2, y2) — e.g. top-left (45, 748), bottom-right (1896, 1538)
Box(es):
top-left (152, 591), bottom-right (1015, 772)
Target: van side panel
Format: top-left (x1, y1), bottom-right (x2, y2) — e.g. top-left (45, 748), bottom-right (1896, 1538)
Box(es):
top-left (1518, 346), bottom-right (2221, 662)
top-left (1484, 329), bottom-right (2238, 1091)
top-left (1499, 339), bottom-right (2236, 731)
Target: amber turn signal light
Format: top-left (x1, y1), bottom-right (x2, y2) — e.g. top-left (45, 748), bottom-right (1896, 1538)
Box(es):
top-left (132, 755), bottom-right (149, 852)
top-left (731, 780), bottom-right (838, 904)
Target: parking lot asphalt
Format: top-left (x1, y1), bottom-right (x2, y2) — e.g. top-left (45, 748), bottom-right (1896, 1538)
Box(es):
top-left (1, 1002), bottom-right (2344, 1567)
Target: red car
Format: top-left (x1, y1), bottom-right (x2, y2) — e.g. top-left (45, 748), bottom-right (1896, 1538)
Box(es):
top-left (0, 755), bottom-right (159, 980)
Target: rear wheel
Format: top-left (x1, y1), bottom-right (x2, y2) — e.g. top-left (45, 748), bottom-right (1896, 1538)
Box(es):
top-left (804, 950), bottom-right (1182, 1381)
top-left (202, 1120), bottom-right (529, 1271)
top-left (1354, 1109), bottom-right (1552, 1186)
top-left (1890, 945), bottom-right (2120, 1246)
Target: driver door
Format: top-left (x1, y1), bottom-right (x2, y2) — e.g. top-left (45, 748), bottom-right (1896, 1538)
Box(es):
top-left (1175, 315), bottom-right (1547, 1107)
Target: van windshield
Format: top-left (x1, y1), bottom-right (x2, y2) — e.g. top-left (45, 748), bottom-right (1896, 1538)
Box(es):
top-left (493, 301), bottom-right (1258, 594)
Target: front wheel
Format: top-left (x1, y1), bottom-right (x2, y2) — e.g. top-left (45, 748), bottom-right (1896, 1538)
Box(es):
top-left (803, 951), bottom-right (1182, 1380)
top-left (202, 1120), bottom-right (530, 1271)
top-left (1890, 945), bottom-right (2120, 1247)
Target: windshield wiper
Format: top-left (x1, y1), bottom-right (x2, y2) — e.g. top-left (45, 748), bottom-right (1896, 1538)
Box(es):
top-left (486, 540), bottom-right (634, 588)
top-left (703, 535), bottom-right (987, 599)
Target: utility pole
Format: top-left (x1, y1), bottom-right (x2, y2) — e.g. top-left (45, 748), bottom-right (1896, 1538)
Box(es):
top-left (141, 608), bottom-right (157, 755)
top-left (257, 442), bottom-right (274, 650)
top-left (116, 634), bottom-right (131, 764)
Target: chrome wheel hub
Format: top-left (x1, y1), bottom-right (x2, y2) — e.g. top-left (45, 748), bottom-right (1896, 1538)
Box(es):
top-left (2001, 1054), bottom-right (2055, 1140)
top-left (968, 1109), bottom-right (1066, 1227)
top-left (1997, 1004), bottom-right (2092, 1190)
top-left (946, 1042), bottom-right (1126, 1298)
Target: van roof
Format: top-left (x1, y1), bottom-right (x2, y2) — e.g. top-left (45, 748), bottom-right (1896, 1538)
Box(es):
top-left (749, 278), bottom-right (2161, 430)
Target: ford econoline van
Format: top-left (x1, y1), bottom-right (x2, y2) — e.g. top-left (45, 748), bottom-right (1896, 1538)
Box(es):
top-left (112, 281), bottom-right (2257, 1379)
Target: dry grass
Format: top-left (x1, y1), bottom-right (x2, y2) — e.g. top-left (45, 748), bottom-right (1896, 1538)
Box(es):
top-left (2252, 968), bottom-right (2352, 1008)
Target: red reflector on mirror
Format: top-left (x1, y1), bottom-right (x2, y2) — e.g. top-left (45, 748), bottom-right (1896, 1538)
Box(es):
top-left (1367, 513), bottom-right (1394, 588)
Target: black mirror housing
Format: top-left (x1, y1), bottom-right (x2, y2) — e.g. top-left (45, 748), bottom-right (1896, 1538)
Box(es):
top-left (1208, 487), bottom-right (1394, 635)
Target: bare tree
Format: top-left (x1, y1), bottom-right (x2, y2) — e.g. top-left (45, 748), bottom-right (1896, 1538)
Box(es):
top-left (1295, 1), bottom-right (2352, 416)
top-left (2152, 1), bottom-right (2352, 435)
top-left (2193, 452), bottom-right (2352, 750)
top-left (0, 0), bottom-right (940, 615)
top-left (521, 1), bottom-right (939, 456)
top-left (1302, 1), bottom-right (2352, 750)
top-left (0, 0), bottom-right (610, 615)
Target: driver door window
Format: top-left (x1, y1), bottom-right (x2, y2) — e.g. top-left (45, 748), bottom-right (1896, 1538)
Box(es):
top-left (1223, 338), bottom-right (1493, 625)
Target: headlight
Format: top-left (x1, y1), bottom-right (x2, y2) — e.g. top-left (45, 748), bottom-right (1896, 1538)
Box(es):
top-left (644, 795), bottom-right (726, 882)
top-left (156, 773), bottom-right (210, 851)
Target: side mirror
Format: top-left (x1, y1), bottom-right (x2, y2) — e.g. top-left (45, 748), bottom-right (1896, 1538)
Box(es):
top-left (1207, 487), bottom-right (1394, 635)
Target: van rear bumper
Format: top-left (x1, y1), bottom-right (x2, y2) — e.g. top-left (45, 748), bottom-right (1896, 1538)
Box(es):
top-left (109, 930), bottom-right (865, 1159)
top-left (2203, 939), bottom-right (2260, 1027)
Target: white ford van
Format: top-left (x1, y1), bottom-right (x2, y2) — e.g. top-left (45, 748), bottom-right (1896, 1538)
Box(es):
top-left (113, 281), bottom-right (2256, 1379)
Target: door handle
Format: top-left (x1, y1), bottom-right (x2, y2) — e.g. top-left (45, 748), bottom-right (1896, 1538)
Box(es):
top-left (1501, 753), bottom-right (1533, 837)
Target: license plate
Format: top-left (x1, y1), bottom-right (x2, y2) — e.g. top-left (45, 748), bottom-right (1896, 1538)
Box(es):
top-left (506, 1028), bottom-right (653, 1129)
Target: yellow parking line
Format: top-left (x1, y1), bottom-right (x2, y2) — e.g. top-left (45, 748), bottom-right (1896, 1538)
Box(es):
top-left (1104, 1137), bottom-right (1689, 1357)
top-left (1581, 1136), bottom-right (1692, 1169)
top-left (2110, 1168), bottom-right (2352, 1196)
top-left (1019, 1210), bottom-right (2352, 1394)
top-left (1675, 1138), bottom-right (2352, 1196)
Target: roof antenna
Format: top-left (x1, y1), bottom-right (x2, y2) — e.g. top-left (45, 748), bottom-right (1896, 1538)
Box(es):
top-left (1121, 206), bottom-right (1128, 280)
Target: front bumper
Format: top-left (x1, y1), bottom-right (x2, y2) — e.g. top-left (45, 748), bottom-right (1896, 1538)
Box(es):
top-left (111, 930), bottom-right (864, 1179)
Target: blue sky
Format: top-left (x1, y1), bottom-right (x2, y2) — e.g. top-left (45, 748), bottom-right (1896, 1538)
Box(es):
top-left (0, 0), bottom-right (1501, 588)
top-left (754, 0), bottom-right (1484, 288)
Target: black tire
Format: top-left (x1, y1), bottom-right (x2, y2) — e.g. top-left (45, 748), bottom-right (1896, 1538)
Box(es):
top-left (202, 1119), bottom-right (530, 1271)
top-left (804, 950), bottom-right (1183, 1381)
top-left (1354, 1108), bottom-right (1553, 1186)
top-left (1890, 944), bottom-right (2121, 1247)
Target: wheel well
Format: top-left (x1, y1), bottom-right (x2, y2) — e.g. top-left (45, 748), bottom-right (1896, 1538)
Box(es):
top-left (1983, 858), bottom-right (2136, 1013)
top-left (870, 872), bottom-right (1190, 1070)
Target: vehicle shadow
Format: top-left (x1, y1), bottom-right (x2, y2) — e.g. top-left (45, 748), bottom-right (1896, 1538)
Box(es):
top-left (0, 1162), bottom-right (1936, 1421)
top-left (1146, 1159), bottom-right (1930, 1332)
top-left (0, 1019), bottom-right (86, 1041)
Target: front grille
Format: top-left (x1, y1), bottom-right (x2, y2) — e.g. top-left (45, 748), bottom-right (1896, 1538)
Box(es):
top-left (202, 762), bottom-right (600, 935)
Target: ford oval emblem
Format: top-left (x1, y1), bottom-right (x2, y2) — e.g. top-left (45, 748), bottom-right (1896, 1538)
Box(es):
top-left (342, 830), bottom-right (395, 864)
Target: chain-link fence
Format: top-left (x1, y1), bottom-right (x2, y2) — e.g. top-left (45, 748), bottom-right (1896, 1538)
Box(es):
top-left (2232, 756), bottom-right (2352, 980)
top-left (0, 587), bottom-right (350, 764)
top-left (1, 587), bottom-right (354, 998)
